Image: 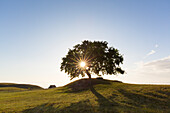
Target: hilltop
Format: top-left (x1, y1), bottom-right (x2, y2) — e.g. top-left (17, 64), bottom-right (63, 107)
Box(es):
top-left (0, 79), bottom-right (170, 113)
top-left (65, 78), bottom-right (122, 91)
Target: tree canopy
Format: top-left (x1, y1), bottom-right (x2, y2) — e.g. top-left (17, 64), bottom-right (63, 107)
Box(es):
top-left (60, 40), bottom-right (125, 80)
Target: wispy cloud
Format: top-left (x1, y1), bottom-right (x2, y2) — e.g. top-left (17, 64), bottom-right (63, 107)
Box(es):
top-left (147, 50), bottom-right (156, 56)
top-left (144, 44), bottom-right (159, 58)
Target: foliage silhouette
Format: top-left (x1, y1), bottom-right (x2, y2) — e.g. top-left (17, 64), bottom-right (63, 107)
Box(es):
top-left (60, 40), bottom-right (125, 81)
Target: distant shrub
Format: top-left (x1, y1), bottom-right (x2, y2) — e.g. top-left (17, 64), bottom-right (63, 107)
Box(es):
top-left (48, 85), bottom-right (56, 89)
top-left (96, 77), bottom-right (103, 79)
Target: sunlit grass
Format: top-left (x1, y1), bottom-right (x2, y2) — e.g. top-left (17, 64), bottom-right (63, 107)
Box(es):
top-left (0, 79), bottom-right (170, 113)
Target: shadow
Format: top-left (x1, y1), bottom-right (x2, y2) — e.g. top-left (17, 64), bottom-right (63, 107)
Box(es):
top-left (59, 100), bottom-right (94, 113)
top-left (90, 86), bottom-right (120, 112)
top-left (144, 92), bottom-right (168, 99)
top-left (23, 103), bottom-right (59, 113)
top-left (23, 88), bottom-right (131, 113)
top-left (117, 89), bottom-right (169, 109)
top-left (157, 89), bottom-right (170, 96)
top-left (23, 100), bottom-right (94, 113)
top-left (22, 87), bottom-right (169, 113)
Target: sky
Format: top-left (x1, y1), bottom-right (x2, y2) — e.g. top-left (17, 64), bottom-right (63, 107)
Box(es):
top-left (0, 0), bottom-right (170, 88)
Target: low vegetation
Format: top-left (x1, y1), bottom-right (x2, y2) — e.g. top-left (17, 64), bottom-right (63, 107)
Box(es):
top-left (0, 79), bottom-right (170, 113)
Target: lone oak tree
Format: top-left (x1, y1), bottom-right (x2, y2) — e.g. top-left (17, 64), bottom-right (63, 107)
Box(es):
top-left (60, 40), bottom-right (124, 81)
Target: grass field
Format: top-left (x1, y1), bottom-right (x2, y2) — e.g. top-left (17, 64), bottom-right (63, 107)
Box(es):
top-left (0, 79), bottom-right (170, 113)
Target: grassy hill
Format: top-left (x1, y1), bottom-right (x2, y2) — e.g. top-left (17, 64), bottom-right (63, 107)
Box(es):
top-left (0, 79), bottom-right (170, 113)
top-left (0, 83), bottom-right (43, 92)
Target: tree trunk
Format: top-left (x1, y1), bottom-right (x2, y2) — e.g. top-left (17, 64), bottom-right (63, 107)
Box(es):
top-left (86, 70), bottom-right (91, 79)
top-left (86, 70), bottom-right (92, 86)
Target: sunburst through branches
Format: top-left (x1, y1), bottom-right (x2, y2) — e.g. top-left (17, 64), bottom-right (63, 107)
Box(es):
top-left (68, 51), bottom-right (96, 72)
top-left (79, 61), bottom-right (86, 68)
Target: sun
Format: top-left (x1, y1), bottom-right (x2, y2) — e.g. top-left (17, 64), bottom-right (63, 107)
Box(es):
top-left (80, 61), bottom-right (86, 68)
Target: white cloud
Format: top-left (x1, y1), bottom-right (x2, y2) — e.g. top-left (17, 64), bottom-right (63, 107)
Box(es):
top-left (144, 56), bottom-right (170, 72)
top-left (144, 44), bottom-right (159, 58)
top-left (147, 50), bottom-right (156, 56)
top-left (127, 56), bottom-right (170, 84)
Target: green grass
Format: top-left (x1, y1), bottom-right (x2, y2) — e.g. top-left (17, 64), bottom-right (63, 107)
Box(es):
top-left (0, 79), bottom-right (170, 113)
top-left (0, 83), bottom-right (43, 90)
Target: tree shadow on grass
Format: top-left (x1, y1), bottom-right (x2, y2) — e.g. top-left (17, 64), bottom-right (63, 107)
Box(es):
top-left (117, 89), bottom-right (169, 109)
top-left (23, 103), bottom-right (59, 113)
top-left (90, 86), bottom-right (123, 113)
top-left (90, 86), bottom-right (117, 106)
top-left (59, 99), bottom-right (94, 113)
top-left (23, 100), bottom-right (94, 113)
top-left (23, 87), bottom-right (130, 113)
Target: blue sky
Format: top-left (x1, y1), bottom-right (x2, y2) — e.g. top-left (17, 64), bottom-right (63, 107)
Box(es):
top-left (0, 0), bottom-right (170, 88)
